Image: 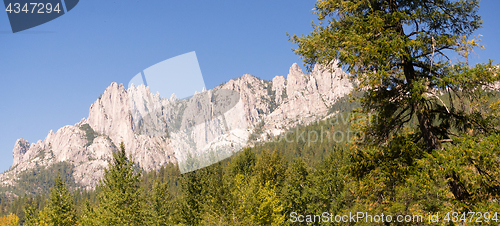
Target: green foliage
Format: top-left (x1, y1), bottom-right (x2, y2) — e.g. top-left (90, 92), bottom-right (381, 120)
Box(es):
top-left (425, 134), bottom-right (500, 211)
top-left (149, 181), bottom-right (175, 226)
top-left (328, 91), bottom-right (362, 114)
top-left (346, 131), bottom-right (435, 220)
top-left (79, 124), bottom-right (97, 147)
top-left (230, 147), bottom-right (256, 176)
top-left (3, 194), bottom-right (44, 225)
top-left (229, 175), bottom-right (285, 226)
top-left (23, 200), bottom-right (38, 226)
top-left (254, 117), bottom-right (353, 167)
top-left (78, 200), bottom-right (97, 226)
top-left (289, 2), bottom-right (500, 223)
top-left (42, 174), bottom-right (77, 226)
top-left (254, 149), bottom-right (287, 189)
top-left (249, 119), bottom-right (265, 141)
top-left (0, 162), bottom-right (76, 197)
top-left (309, 149), bottom-right (349, 218)
top-left (15, 176), bottom-right (79, 226)
top-left (92, 142), bottom-right (146, 226)
top-left (291, 0), bottom-right (500, 151)
top-left (282, 158), bottom-right (310, 222)
top-left (3, 2), bottom-right (500, 221)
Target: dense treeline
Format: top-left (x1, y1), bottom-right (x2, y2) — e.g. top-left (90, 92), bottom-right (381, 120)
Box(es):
top-left (0, 97), bottom-right (359, 224)
top-left (0, 90), bottom-right (499, 225)
top-left (0, 104), bottom-right (497, 225)
top-left (0, 91), bottom-right (362, 223)
top-left (0, 119), bottom-right (346, 225)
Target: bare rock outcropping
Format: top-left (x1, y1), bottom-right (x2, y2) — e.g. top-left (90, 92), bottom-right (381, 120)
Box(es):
top-left (264, 62), bottom-right (353, 134)
top-left (3, 84), bottom-right (175, 190)
top-left (1, 63), bottom-right (354, 191)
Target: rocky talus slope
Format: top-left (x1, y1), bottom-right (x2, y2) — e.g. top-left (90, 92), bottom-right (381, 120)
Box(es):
top-left (0, 63), bottom-right (353, 190)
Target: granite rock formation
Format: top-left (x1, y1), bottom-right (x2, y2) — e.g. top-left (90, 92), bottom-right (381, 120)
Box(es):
top-left (1, 62), bottom-right (354, 191)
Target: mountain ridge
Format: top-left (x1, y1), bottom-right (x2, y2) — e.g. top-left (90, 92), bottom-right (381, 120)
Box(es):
top-left (1, 62), bottom-right (354, 193)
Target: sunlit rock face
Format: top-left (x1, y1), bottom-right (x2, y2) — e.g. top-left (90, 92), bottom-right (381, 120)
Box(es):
top-left (265, 62), bottom-right (353, 135)
top-left (1, 63), bottom-right (355, 190)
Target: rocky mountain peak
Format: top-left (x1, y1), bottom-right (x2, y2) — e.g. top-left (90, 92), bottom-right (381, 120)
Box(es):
top-left (290, 62), bottom-right (303, 74)
top-left (287, 64), bottom-right (308, 99)
top-left (272, 75), bottom-right (286, 104)
top-left (12, 138), bottom-right (30, 167)
top-left (1, 62), bottom-right (355, 192)
top-left (170, 93), bottom-right (177, 102)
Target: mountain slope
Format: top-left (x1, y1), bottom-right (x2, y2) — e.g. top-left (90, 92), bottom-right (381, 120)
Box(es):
top-left (0, 63), bottom-right (353, 193)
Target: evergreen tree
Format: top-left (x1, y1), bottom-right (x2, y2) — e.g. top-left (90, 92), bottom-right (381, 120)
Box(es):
top-left (230, 147), bottom-right (256, 176)
top-left (282, 158), bottom-right (310, 224)
top-left (150, 181), bottom-right (174, 226)
top-left (95, 142), bottom-right (145, 226)
top-left (46, 174), bottom-right (77, 226)
top-left (79, 200), bottom-right (97, 226)
top-left (229, 175), bottom-right (285, 226)
top-left (308, 149), bottom-right (350, 224)
top-left (291, 0), bottom-right (500, 210)
top-left (23, 198), bottom-right (39, 226)
top-left (179, 170), bottom-right (203, 225)
top-left (254, 149), bottom-right (287, 190)
top-left (291, 0), bottom-right (499, 150)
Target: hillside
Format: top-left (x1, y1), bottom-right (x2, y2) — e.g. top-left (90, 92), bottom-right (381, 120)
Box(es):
top-left (0, 62), bottom-right (354, 194)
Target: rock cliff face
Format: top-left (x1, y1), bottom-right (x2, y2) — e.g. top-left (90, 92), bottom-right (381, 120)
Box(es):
top-left (2, 84), bottom-right (176, 190)
top-left (264, 62), bottom-right (353, 134)
top-left (1, 63), bottom-right (354, 191)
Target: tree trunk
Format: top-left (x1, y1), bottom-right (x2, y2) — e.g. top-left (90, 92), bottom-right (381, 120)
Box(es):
top-left (417, 111), bottom-right (440, 150)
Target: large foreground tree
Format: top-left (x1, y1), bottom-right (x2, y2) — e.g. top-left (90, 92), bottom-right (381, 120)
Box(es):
top-left (291, 0), bottom-right (500, 215)
top-left (291, 0), bottom-right (499, 150)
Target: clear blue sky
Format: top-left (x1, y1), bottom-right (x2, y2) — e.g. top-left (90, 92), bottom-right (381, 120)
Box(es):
top-left (0, 1), bottom-right (499, 172)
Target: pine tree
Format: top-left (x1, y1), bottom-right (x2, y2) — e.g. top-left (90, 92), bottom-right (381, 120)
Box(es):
top-left (95, 142), bottom-right (145, 226)
top-left (179, 171), bottom-right (203, 225)
top-left (282, 158), bottom-right (310, 224)
top-left (291, 0), bottom-right (499, 150)
top-left (230, 175), bottom-right (285, 226)
top-left (291, 0), bottom-right (500, 210)
top-left (79, 200), bottom-right (97, 226)
top-left (23, 198), bottom-right (39, 226)
top-left (254, 149), bottom-right (287, 190)
top-left (150, 181), bottom-right (174, 226)
top-left (230, 147), bottom-right (256, 176)
top-left (46, 174), bottom-right (77, 226)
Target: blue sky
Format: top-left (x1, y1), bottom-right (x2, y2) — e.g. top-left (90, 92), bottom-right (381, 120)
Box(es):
top-left (0, 1), bottom-right (499, 172)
